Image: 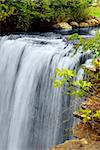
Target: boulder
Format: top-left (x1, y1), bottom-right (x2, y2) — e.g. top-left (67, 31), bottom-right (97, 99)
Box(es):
top-left (86, 19), bottom-right (100, 26)
top-left (53, 22), bottom-right (72, 30)
top-left (91, 19), bottom-right (99, 26)
top-left (86, 20), bottom-right (94, 26)
top-left (79, 22), bottom-right (89, 28)
top-left (95, 18), bottom-right (100, 25)
top-left (69, 21), bottom-right (79, 28)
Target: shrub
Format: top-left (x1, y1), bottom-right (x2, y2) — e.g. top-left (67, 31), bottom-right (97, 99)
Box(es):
top-left (0, 2), bottom-right (15, 21)
top-left (0, 0), bottom-right (93, 31)
top-left (66, 0), bottom-right (92, 22)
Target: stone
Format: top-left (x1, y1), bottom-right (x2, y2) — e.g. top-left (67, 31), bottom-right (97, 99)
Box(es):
top-left (53, 22), bottom-right (72, 30)
top-left (69, 21), bottom-right (79, 28)
top-left (91, 19), bottom-right (99, 25)
top-left (79, 22), bottom-right (89, 28)
top-left (86, 20), bottom-right (93, 26)
top-left (50, 138), bottom-right (100, 150)
top-left (95, 18), bottom-right (100, 25)
top-left (86, 19), bottom-right (100, 26)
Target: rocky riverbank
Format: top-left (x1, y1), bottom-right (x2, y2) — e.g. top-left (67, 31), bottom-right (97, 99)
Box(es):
top-left (1, 16), bottom-right (100, 34)
top-left (53, 17), bottom-right (100, 30)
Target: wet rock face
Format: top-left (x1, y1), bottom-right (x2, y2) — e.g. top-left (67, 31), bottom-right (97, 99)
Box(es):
top-left (73, 99), bottom-right (100, 137)
top-left (73, 122), bottom-right (100, 141)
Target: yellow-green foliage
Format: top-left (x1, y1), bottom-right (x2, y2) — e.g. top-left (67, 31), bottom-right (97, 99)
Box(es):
top-left (79, 109), bottom-right (92, 123)
top-left (67, 32), bottom-right (100, 58)
top-left (93, 110), bottom-right (100, 119)
top-left (0, 4), bottom-right (15, 21)
top-left (53, 65), bottom-right (100, 124)
top-left (78, 109), bottom-right (100, 123)
top-left (53, 68), bottom-right (92, 97)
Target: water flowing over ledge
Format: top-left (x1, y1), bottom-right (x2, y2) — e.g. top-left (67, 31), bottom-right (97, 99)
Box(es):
top-left (0, 34), bottom-right (92, 150)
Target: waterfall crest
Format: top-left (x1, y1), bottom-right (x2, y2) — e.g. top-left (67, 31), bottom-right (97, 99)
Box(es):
top-left (0, 34), bottom-right (92, 150)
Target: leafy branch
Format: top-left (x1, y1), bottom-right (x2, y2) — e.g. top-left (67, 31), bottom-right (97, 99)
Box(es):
top-left (67, 32), bottom-right (100, 58)
top-left (53, 68), bottom-right (92, 98)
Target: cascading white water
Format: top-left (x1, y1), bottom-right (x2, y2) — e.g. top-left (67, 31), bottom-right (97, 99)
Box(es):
top-left (0, 33), bottom-right (92, 150)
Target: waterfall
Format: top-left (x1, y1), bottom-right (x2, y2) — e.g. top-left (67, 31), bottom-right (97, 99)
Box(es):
top-left (0, 34), bottom-right (92, 150)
